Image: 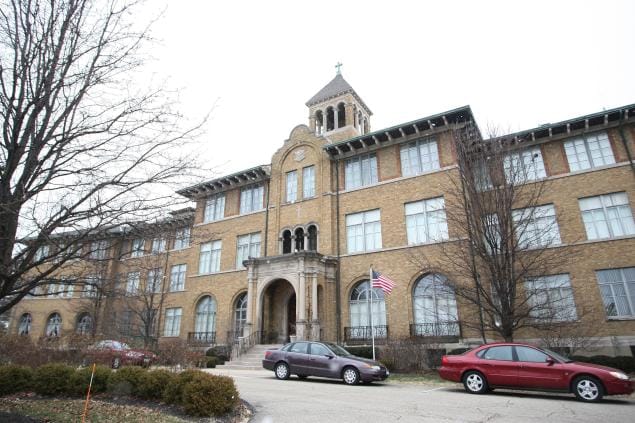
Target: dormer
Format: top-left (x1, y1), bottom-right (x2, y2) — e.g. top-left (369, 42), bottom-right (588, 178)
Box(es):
top-left (306, 69), bottom-right (372, 143)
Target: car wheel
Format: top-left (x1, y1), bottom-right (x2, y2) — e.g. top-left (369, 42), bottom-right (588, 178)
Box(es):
top-left (297, 375), bottom-right (308, 380)
top-left (463, 371), bottom-right (488, 394)
top-left (274, 362), bottom-right (290, 380)
top-left (112, 357), bottom-right (121, 369)
top-left (573, 376), bottom-right (603, 402)
top-left (342, 367), bottom-right (360, 385)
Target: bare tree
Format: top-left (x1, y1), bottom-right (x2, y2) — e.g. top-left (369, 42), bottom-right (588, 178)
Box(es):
top-left (0, 0), bottom-right (205, 314)
top-left (412, 121), bottom-right (577, 342)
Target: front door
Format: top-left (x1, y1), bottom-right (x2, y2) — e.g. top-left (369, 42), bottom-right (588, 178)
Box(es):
top-left (515, 346), bottom-right (568, 389)
top-left (307, 342), bottom-right (333, 377)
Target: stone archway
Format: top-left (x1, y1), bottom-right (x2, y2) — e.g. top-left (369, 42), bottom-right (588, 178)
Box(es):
top-left (260, 279), bottom-right (296, 344)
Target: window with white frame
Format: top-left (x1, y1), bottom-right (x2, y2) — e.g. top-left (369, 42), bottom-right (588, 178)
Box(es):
top-left (18, 313), bottom-right (32, 335)
top-left (34, 245), bottom-right (49, 261)
top-left (174, 227), bottom-right (190, 250)
top-left (82, 275), bottom-right (101, 298)
top-left (349, 281), bottom-right (387, 338)
top-left (512, 204), bottom-right (561, 248)
top-left (412, 274), bottom-right (459, 336)
top-left (236, 233), bottom-right (261, 268)
top-left (596, 267), bottom-right (635, 318)
top-left (204, 194), bottom-right (225, 222)
top-left (126, 271), bottom-right (140, 295)
top-left (199, 240), bottom-right (221, 274)
top-left (76, 313), bottom-right (93, 335)
top-left (579, 192), bottom-right (635, 240)
top-left (405, 197), bottom-right (448, 244)
top-left (151, 237), bottom-right (166, 254)
top-left (303, 166), bottom-right (315, 198)
top-left (62, 281), bottom-right (74, 298)
top-left (473, 159), bottom-right (493, 191)
top-left (525, 274), bottom-right (577, 322)
top-left (89, 240), bottom-right (109, 260)
top-left (146, 268), bottom-right (163, 293)
top-left (194, 296), bottom-right (217, 336)
top-left (239, 185), bottom-right (264, 214)
top-left (482, 213), bottom-right (502, 254)
top-left (163, 307), bottom-right (182, 337)
top-left (345, 153), bottom-right (378, 190)
top-left (131, 239), bottom-right (144, 257)
top-left (286, 170), bottom-right (298, 202)
top-left (400, 137), bottom-right (440, 177)
top-left (564, 132), bottom-right (615, 172)
top-left (45, 313), bottom-right (62, 337)
top-left (346, 209), bottom-right (382, 253)
top-left (504, 146), bottom-right (546, 183)
top-left (170, 264), bottom-right (186, 291)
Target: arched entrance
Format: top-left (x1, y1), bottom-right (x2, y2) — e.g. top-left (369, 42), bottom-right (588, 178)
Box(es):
top-left (260, 279), bottom-right (296, 344)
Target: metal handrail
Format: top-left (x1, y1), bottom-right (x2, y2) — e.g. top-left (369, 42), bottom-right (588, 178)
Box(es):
top-left (409, 321), bottom-right (461, 338)
top-left (230, 330), bottom-right (261, 361)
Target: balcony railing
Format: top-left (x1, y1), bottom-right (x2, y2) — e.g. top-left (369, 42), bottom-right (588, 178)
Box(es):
top-left (344, 325), bottom-right (389, 345)
top-left (409, 322), bottom-right (461, 340)
top-left (187, 331), bottom-right (216, 345)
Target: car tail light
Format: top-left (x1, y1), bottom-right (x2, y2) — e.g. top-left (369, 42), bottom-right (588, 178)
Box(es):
top-left (265, 351), bottom-right (271, 359)
top-left (441, 356), bottom-right (448, 366)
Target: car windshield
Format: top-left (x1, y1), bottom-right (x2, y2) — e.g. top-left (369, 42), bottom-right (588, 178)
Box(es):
top-left (542, 348), bottom-right (573, 363)
top-left (323, 342), bottom-right (351, 357)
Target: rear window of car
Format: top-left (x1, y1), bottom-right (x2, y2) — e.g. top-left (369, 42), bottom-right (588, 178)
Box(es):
top-left (289, 342), bottom-right (309, 354)
top-left (480, 346), bottom-right (513, 361)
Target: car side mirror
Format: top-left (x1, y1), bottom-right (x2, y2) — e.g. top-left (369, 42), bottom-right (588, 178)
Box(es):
top-left (325, 354), bottom-right (334, 359)
top-left (545, 357), bottom-right (555, 366)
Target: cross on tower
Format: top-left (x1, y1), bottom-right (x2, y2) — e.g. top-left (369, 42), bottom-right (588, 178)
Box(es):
top-left (335, 62), bottom-right (343, 75)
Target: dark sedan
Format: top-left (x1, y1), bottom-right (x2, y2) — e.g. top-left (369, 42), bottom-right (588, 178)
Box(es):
top-left (439, 342), bottom-right (633, 402)
top-left (262, 341), bottom-right (389, 385)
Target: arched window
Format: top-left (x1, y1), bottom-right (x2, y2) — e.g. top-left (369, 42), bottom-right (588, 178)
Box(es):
top-left (412, 274), bottom-right (459, 336)
top-left (307, 225), bottom-right (318, 251)
top-left (326, 107), bottom-right (335, 131)
top-left (233, 293), bottom-right (248, 338)
top-left (294, 228), bottom-right (304, 251)
top-left (282, 230), bottom-right (292, 254)
top-left (353, 105), bottom-right (358, 128)
top-left (46, 313), bottom-right (62, 337)
top-left (315, 110), bottom-right (324, 135)
top-left (76, 313), bottom-right (92, 335)
top-left (348, 280), bottom-right (387, 339)
top-left (337, 102), bottom-right (346, 128)
top-left (18, 313), bottom-right (31, 336)
top-left (194, 296), bottom-right (216, 339)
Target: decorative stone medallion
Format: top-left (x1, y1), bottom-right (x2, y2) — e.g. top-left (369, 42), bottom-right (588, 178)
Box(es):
top-left (294, 149), bottom-right (306, 162)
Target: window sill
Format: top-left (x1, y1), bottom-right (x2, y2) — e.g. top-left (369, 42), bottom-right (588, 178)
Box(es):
top-left (606, 316), bottom-right (635, 321)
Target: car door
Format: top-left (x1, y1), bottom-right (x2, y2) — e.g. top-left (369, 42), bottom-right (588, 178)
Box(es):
top-left (478, 346), bottom-right (518, 387)
top-left (286, 342), bottom-right (311, 375)
top-left (307, 343), bottom-right (334, 377)
top-left (515, 346), bottom-right (568, 390)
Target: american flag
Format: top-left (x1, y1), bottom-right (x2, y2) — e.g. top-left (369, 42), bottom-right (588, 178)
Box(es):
top-left (371, 270), bottom-right (396, 294)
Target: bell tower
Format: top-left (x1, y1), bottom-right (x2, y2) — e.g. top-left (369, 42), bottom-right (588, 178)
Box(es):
top-left (306, 64), bottom-right (372, 143)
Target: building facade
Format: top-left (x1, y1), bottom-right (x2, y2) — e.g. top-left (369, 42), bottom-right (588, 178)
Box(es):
top-left (8, 73), bottom-right (635, 356)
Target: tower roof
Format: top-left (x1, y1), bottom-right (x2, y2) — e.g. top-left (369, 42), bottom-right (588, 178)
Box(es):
top-left (305, 73), bottom-right (372, 114)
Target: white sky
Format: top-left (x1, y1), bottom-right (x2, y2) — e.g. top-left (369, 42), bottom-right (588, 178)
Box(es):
top-left (144, 0), bottom-right (635, 177)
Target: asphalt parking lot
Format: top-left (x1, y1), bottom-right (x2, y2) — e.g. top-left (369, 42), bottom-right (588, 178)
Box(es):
top-left (206, 368), bottom-right (634, 423)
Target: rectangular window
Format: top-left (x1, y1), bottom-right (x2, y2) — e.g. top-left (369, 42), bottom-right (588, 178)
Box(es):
top-left (151, 237), bottom-right (166, 254)
top-left (174, 227), bottom-right (191, 250)
top-left (131, 239), bottom-right (144, 257)
top-left (596, 267), bottom-right (635, 318)
top-left (286, 170), bottom-right (298, 202)
top-left (47, 282), bottom-right (59, 298)
top-left (204, 194), bottom-right (225, 222)
top-left (525, 274), bottom-right (577, 322)
top-left (345, 153), bottom-right (378, 190)
top-left (146, 268), bottom-right (163, 293)
top-left (120, 310), bottom-right (134, 336)
top-left (512, 204), bottom-right (561, 248)
top-left (240, 185), bottom-right (264, 214)
top-left (199, 240), bottom-right (222, 274)
top-left (346, 209), bottom-right (382, 253)
top-left (170, 264), bottom-right (187, 292)
top-left (89, 240), bottom-right (109, 260)
top-left (400, 137), bottom-right (439, 177)
top-left (303, 166), bottom-right (315, 198)
top-left (405, 197), bottom-right (448, 244)
top-left (164, 307), bottom-right (182, 337)
top-left (126, 271), bottom-right (140, 295)
top-left (236, 232), bottom-right (261, 269)
top-left (62, 281), bottom-right (74, 298)
top-left (82, 275), bottom-right (102, 298)
top-left (564, 132), bottom-right (615, 172)
top-left (474, 159), bottom-right (493, 191)
top-left (579, 192), bottom-right (635, 240)
top-left (504, 146), bottom-right (547, 183)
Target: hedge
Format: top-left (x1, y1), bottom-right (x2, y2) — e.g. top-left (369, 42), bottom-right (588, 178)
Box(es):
top-left (32, 364), bottom-right (75, 396)
top-left (571, 355), bottom-right (635, 373)
top-left (0, 365), bottom-right (33, 396)
top-left (182, 374), bottom-right (239, 417)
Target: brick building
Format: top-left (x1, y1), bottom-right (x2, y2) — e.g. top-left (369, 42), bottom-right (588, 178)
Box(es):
top-left (7, 72), bottom-right (635, 356)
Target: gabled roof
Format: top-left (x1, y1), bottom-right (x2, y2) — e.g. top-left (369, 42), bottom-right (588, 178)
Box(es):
top-left (306, 74), bottom-right (372, 114)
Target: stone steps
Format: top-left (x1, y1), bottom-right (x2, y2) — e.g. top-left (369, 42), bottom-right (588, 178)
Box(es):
top-left (216, 344), bottom-right (282, 370)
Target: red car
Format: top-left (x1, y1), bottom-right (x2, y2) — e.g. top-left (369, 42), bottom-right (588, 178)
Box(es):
top-left (82, 340), bottom-right (157, 369)
top-left (439, 343), bottom-right (633, 402)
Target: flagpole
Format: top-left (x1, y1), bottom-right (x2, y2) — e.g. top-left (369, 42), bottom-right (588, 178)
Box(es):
top-left (369, 265), bottom-right (376, 361)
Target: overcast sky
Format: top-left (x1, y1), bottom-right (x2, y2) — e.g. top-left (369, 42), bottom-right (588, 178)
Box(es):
top-left (144, 0), bottom-right (635, 177)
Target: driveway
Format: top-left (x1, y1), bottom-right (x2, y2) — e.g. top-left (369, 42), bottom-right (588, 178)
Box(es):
top-left (206, 368), bottom-right (634, 423)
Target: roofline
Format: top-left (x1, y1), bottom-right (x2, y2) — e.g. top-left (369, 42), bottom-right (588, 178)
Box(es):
top-left (177, 165), bottom-right (271, 199)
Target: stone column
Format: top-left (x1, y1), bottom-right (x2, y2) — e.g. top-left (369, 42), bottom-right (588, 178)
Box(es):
top-left (309, 114), bottom-right (316, 132)
top-left (303, 233), bottom-right (309, 251)
top-left (296, 270), bottom-right (307, 340)
top-left (244, 267), bottom-right (255, 338)
top-left (334, 107), bottom-right (339, 130)
top-left (311, 273), bottom-right (320, 340)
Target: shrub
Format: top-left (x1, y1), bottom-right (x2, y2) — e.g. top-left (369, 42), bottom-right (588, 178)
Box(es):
top-left (205, 357), bottom-right (217, 368)
top-left (570, 355), bottom-right (635, 373)
top-left (182, 374), bottom-right (239, 417)
top-left (107, 366), bottom-right (145, 396)
top-left (68, 365), bottom-right (111, 396)
top-left (163, 369), bottom-right (205, 405)
top-left (206, 346), bottom-right (229, 363)
top-left (0, 365), bottom-right (33, 395)
top-left (137, 369), bottom-right (175, 400)
top-left (345, 346), bottom-right (374, 359)
top-left (32, 364), bottom-right (74, 396)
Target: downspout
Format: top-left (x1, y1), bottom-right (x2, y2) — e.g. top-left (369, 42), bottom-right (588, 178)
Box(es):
top-left (335, 158), bottom-right (342, 344)
top-left (263, 177), bottom-right (271, 257)
top-left (618, 110), bottom-right (635, 176)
